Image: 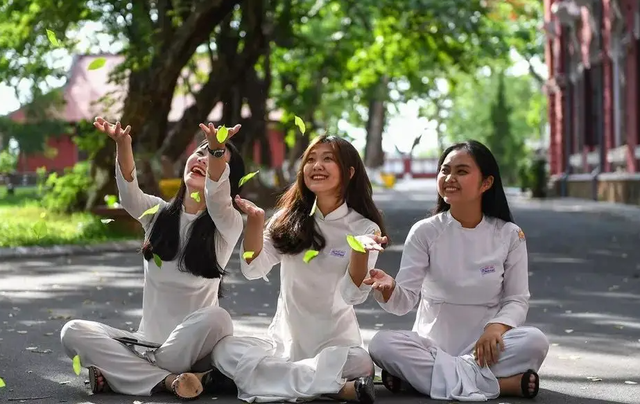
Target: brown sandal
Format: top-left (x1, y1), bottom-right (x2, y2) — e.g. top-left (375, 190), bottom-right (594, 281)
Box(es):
top-left (88, 366), bottom-right (111, 393)
top-left (171, 373), bottom-right (205, 400)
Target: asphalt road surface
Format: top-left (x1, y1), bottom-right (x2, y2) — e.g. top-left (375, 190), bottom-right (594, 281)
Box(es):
top-left (1, 180), bottom-right (640, 403)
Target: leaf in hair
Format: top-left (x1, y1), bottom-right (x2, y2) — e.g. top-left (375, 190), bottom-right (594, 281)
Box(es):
top-left (138, 204), bottom-right (160, 220)
top-left (216, 125), bottom-right (229, 143)
top-left (309, 197), bottom-right (317, 216)
top-left (294, 116), bottom-right (306, 134)
top-left (72, 355), bottom-right (82, 375)
top-left (190, 191), bottom-right (201, 203)
top-left (87, 57), bottom-right (106, 70)
top-left (303, 249), bottom-right (319, 263)
top-left (46, 29), bottom-right (60, 47)
top-left (239, 170), bottom-right (260, 187)
top-left (0, 377), bottom-right (5, 388)
top-left (346, 235), bottom-right (366, 253)
top-left (153, 253), bottom-right (162, 268)
top-left (100, 218), bottom-right (114, 224)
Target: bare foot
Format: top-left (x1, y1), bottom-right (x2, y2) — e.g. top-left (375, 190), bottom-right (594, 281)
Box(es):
top-left (336, 381), bottom-right (357, 401)
top-left (164, 372), bottom-right (208, 399)
top-left (498, 372), bottom-right (538, 397)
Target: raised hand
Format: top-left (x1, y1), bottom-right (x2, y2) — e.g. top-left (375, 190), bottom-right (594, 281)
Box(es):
top-left (234, 195), bottom-right (265, 221)
top-left (198, 122), bottom-right (242, 149)
top-left (94, 117), bottom-right (131, 144)
top-left (362, 268), bottom-right (396, 296)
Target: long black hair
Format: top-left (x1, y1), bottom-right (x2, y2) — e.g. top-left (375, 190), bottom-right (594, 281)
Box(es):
top-left (141, 140), bottom-right (245, 286)
top-left (434, 140), bottom-right (514, 223)
top-left (270, 135), bottom-right (388, 255)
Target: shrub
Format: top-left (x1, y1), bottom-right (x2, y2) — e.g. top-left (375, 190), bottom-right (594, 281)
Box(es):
top-left (42, 162), bottom-right (94, 213)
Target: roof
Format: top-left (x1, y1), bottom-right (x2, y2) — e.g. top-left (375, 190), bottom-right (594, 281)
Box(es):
top-left (9, 54), bottom-right (282, 124)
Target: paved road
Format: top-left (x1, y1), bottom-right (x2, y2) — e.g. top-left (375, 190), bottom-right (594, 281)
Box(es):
top-left (1, 180), bottom-right (640, 403)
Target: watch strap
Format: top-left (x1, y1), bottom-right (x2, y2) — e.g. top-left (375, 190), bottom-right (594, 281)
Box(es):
top-left (207, 147), bottom-right (226, 158)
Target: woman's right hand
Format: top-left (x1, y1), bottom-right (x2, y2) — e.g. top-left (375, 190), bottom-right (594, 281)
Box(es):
top-left (234, 195), bottom-right (265, 221)
top-left (363, 269), bottom-right (396, 300)
top-left (94, 116), bottom-right (131, 144)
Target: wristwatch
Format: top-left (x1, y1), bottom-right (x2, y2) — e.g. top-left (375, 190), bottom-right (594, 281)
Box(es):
top-left (207, 147), bottom-right (226, 158)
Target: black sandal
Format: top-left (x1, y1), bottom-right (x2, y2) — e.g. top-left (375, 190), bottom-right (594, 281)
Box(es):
top-left (201, 367), bottom-right (237, 395)
top-left (88, 366), bottom-right (111, 393)
top-left (381, 369), bottom-right (401, 394)
top-left (520, 369), bottom-right (540, 398)
top-left (353, 376), bottom-right (375, 404)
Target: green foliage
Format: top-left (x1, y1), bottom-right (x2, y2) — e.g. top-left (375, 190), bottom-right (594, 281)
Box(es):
top-left (0, 150), bottom-right (17, 174)
top-left (41, 162), bottom-right (93, 213)
top-left (72, 119), bottom-right (107, 158)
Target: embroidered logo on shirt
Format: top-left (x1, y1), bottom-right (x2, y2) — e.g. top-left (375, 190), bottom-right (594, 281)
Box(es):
top-left (517, 228), bottom-right (525, 241)
top-left (329, 249), bottom-right (346, 258)
top-left (480, 265), bottom-right (496, 275)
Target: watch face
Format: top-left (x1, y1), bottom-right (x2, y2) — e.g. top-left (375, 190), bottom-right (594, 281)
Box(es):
top-left (209, 148), bottom-right (226, 158)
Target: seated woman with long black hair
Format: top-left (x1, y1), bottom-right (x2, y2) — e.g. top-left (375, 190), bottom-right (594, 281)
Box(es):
top-left (365, 140), bottom-right (549, 401)
top-left (60, 117), bottom-right (245, 400)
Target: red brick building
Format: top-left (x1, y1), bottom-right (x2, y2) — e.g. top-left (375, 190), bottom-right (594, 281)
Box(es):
top-left (8, 54), bottom-right (286, 176)
top-left (544, 0), bottom-right (640, 205)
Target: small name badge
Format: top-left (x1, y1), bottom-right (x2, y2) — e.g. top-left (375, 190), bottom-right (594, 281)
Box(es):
top-left (329, 249), bottom-right (346, 258)
top-left (480, 266), bottom-right (496, 275)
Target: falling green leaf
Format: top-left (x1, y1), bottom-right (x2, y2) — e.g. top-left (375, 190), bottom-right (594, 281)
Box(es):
top-left (303, 250), bottom-right (319, 263)
top-left (33, 220), bottom-right (47, 239)
top-left (216, 125), bottom-right (229, 143)
top-left (46, 29), bottom-right (59, 47)
top-left (72, 355), bottom-right (82, 375)
top-left (243, 251), bottom-right (255, 260)
top-left (346, 235), bottom-right (365, 253)
top-left (100, 218), bottom-right (114, 224)
top-left (153, 253), bottom-right (162, 268)
top-left (310, 197), bottom-right (318, 216)
top-left (138, 204), bottom-right (160, 220)
top-left (239, 170), bottom-right (260, 187)
top-left (104, 194), bottom-right (118, 208)
top-left (294, 116), bottom-right (306, 134)
top-left (87, 57), bottom-right (106, 70)
top-left (0, 377), bottom-right (5, 388)
top-left (190, 191), bottom-right (201, 202)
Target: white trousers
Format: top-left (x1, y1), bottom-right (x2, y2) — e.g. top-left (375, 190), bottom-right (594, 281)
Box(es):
top-left (60, 306), bottom-right (233, 396)
top-left (368, 326), bottom-right (549, 402)
top-left (211, 335), bottom-right (374, 402)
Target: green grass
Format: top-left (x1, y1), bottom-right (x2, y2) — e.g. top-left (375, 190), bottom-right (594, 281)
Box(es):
top-left (0, 186), bottom-right (137, 248)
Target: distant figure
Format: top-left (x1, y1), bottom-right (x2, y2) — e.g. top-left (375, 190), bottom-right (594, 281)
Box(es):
top-left (366, 140), bottom-right (549, 400)
top-left (60, 117), bottom-right (245, 400)
top-left (6, 182), bottom-right (14, 195)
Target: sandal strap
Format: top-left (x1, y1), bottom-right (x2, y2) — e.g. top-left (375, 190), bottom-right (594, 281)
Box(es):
top-left (520, 369), bottom-right (540, 398)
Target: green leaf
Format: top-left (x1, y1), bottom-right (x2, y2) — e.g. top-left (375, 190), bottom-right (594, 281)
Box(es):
top-left (153, 253), bottom-right (162, 268)
top-left (104, 194), bottom-right (118, 208)
top-left (239, 170), bottom-right (260, 187)
top-left (346, 235), bottom-right (365, 253)
top-left (100, 218), bottom-right (114, 224)
top-left (310, 197), bottom-right (318, 216)
top-left (33, 220), bottom-right (47, 238)
top-left (138, 204), bottom-right (160, 220)
top-left (0, 377), bottom-right (5, 388)
top-left (243, 251), bottom-right (255, 260)
top-left (190, 191), bottom-right (201, 203)
top-left (72, 355), bottom-right (82, 375)
top-left (46, 29), bottom-right (59, 47)
top-left (294, 116), bottom-right (306, 135)
top-left (87, 58), bottom-right (106, 70)
top-left (216, 125), bottom-right (229, 143)
top-left (303, 249), bottom-right (319, 263)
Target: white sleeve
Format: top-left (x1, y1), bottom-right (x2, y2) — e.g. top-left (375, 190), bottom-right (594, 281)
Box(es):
top-left (339, 224), bottom-right (381, 305)
top-left (239, 213), bottom-right (282, 281)
top-left (204, 164), bottom-right (244, 269)
top-left (374, 222), bottom-right (429, 316)
top-left (115, 160), bottom-right (166, 230)
top-left (487, 226), bottom-right (530, 328)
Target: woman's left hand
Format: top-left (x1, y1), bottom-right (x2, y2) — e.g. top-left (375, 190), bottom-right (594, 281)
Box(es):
top-left (199, 122), bottom-right (242, 149)
top-left (474, 323), bottom-right (508, 367)
top-left (355, 234), bottom-right (388, 252)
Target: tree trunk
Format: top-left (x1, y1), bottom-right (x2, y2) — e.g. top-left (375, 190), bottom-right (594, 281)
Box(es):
top-left (364, 76), bottom-right (389, 168)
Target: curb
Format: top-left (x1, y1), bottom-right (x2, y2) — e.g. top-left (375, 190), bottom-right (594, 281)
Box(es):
top-left (0, 240), bottom-right (142, 260)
